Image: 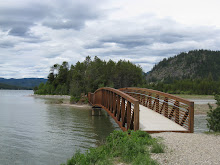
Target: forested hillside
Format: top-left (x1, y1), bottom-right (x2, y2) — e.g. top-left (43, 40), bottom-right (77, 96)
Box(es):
top-left (144, 49), bottom-right (220, 95)
top-left (0, 78), bottom-right (47, 89)
top-left (35, 50), bottom-right (220, 96)
top-left (0, 83), bottom-right (31, 90)
top-left (146, 50), bottom-right (220, 82)
top-left (35, 56), bottom-right (145, 96)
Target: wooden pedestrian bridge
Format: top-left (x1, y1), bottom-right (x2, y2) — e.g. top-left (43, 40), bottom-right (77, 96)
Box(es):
top-left (88, 87), bottom-right (194, 133)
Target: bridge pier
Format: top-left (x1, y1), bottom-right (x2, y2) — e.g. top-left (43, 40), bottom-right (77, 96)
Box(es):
top-left (92, 106), bottom-right (102, 116)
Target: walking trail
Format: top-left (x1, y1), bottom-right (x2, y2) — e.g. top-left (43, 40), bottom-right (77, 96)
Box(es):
top-left (151, 132), bottom-right (220, 165)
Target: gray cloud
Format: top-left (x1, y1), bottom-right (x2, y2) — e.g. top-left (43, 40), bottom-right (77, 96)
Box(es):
top-left (0, 41), bottom-right (15, 48)
top-left (42, 19), bottom-right (84, 30)
top-left (97, 31), bottom-right (201, 50)
top-left (100, 35), bottom-right (150, 48)
top-left (0, 0), bottom-right (103, 38)
top-left (9, 26), bottom-right (29, 36)
top-left (1, 0), bottom-right (220, 78)
top-left (0, 2), bottom-right (49, 37)
top-left (42, 1), bottom-right (102, 30)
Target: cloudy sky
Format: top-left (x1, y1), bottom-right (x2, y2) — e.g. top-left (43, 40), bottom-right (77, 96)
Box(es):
top-left (1, 0), bottom-right (220, 78)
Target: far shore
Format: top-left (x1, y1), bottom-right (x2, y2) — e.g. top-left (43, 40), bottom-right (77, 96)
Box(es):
top-left (30, 94), bottom-right (216, 114)
top-left (30, 94), bottom-right (92, 109)
top-left (30, 94), bottom-right (71, 99)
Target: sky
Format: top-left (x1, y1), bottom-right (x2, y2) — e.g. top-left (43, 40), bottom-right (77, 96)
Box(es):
top-left (1, 0), bottom-right (220, 78)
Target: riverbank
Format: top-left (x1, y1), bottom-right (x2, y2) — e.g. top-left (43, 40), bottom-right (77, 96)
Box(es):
top-left (32, 94), bottom-right (71, 99)
top-left (151, 132), bottom-right (220, 165)
top-left (174, 94), bottom-right (216, 115)
top-left (174, 94), bottom-right (214, 100)
top-left (62, 130), bottom-right (165, 165)
top-left (32, 94), bottom-right (216, 114)
top-left (31, 94), bottom-right (92, 109)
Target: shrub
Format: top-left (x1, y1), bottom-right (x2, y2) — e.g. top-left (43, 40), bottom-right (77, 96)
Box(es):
top-left (70, 96), bottom-right (80, 104)
top-left (151, 141), bottom-right (165, 153)
top-left (207, 95), bottom-right (220, 132)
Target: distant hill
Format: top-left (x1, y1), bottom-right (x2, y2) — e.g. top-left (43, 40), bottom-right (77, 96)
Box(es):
top-left (0, 83), bottom-right (31, 90)
top-left (0, 78), bottom-right (47, 89)
top-left (146, 50), bottom-right (220, 82)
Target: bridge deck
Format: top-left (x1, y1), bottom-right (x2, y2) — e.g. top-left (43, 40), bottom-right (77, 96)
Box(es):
top-left (139, 105), bottom-right (187, 132)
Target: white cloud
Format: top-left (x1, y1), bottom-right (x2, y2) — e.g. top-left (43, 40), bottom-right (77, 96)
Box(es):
top-left (0, 0), bottom-right (220, 78)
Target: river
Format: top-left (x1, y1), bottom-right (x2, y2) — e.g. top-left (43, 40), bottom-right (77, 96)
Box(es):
top-left (0, 90), bottom-right (210, 164)
top-left (0, 90), bottom-right (119, 165)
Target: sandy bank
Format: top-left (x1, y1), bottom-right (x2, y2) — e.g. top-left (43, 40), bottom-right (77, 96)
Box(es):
top-left (31, 94), bottom-right (70, 99)
top-left (31, 94), bottom-right (92, 109)
top-left (61, 103), bottom-right (92, 109)
top-left (151, 132), bottom-right (220, 165)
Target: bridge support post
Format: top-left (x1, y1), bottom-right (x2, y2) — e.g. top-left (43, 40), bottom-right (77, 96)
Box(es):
top-left (92, 106), bottom-right (102, 116)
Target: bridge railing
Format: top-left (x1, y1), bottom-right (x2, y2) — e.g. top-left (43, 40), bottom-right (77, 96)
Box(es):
top-left (88, 87), bottom-right (139, 131)
top-left (119, 87), bottom-right (194, 133)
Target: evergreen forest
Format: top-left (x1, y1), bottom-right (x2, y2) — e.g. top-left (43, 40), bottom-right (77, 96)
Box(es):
top-left (146, 50), bottom-right (220, 82)
top-left (35, 50), bottom-right (220, 96)
top-left (0, 83), bottom-right (31, 90)
top-left (34, 56), bottom-right (145, 96)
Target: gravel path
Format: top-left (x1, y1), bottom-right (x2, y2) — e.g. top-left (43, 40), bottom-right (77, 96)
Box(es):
top-left (151, 133), bottom-right (220, 165)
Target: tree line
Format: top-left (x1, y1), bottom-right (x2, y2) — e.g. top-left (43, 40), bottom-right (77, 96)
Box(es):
top-left (0, 83), bottom-right (31, 90)
top-left (143, 78), bottom-right (220, 95)
top-left (35, 55), bottom-right (220, 96)
top-left (34, 56), bottom-right (145, 96)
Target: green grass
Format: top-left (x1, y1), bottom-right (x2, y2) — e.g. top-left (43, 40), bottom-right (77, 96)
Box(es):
top-left (204, 132), bottom-right (220, 136)
top-left (61, 130), bottom-right (164, 165)
top-left (151, 142), bottom-right (165, 153)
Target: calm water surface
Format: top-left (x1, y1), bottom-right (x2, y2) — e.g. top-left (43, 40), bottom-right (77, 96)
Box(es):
top-left (0, 90), bottom-right (209, 164)
top-left (0, 90), bottom-right (119, 165)
top-left (194, 115), bottom-right (208, 133)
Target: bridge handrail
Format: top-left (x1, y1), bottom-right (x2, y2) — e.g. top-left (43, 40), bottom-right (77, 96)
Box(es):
top-left (119, 87), bottom-right (194, 133)
top-left (88, 87), bottom-right (139, 131)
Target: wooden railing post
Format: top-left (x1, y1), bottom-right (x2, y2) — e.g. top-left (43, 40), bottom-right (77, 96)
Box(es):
top-left (108, 91), bottom-right (110, 110)
top-left (101, 90), bottom-right (104, 106)
top-left (127, 102), bottom-right (131, 130)
top-left (109, 91), bottom-right (111, 111)
top-left (117, 95), bottom-right (121, 120)
top-left (189, 102), bottom-right (194, 133)
top-left (113, 93), bottom-right (117, 116)
top-left (175, 101), bottom-right (180, 124)
top-left (88, 92), bottom-right (91, 103)
top-left (121, 98), bottom-right (125, 126)
top-left (156, 94), bottom-right (159, 113)
top-left (137, 90), bottom-right (141, 102)
top-left (148, 93), bottom-right (152, 109)
top-left (142, 92), bottom-right (146, 105)
top-left (164, 97), bottom-right (168, 117)
top-left (134, 101), bottom-right (139, 131)
top-left (104, 90), bottom-right (107, 107)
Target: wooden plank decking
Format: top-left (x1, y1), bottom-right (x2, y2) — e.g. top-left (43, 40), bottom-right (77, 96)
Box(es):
top-left (139, 105), bottom-right (187, 133)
